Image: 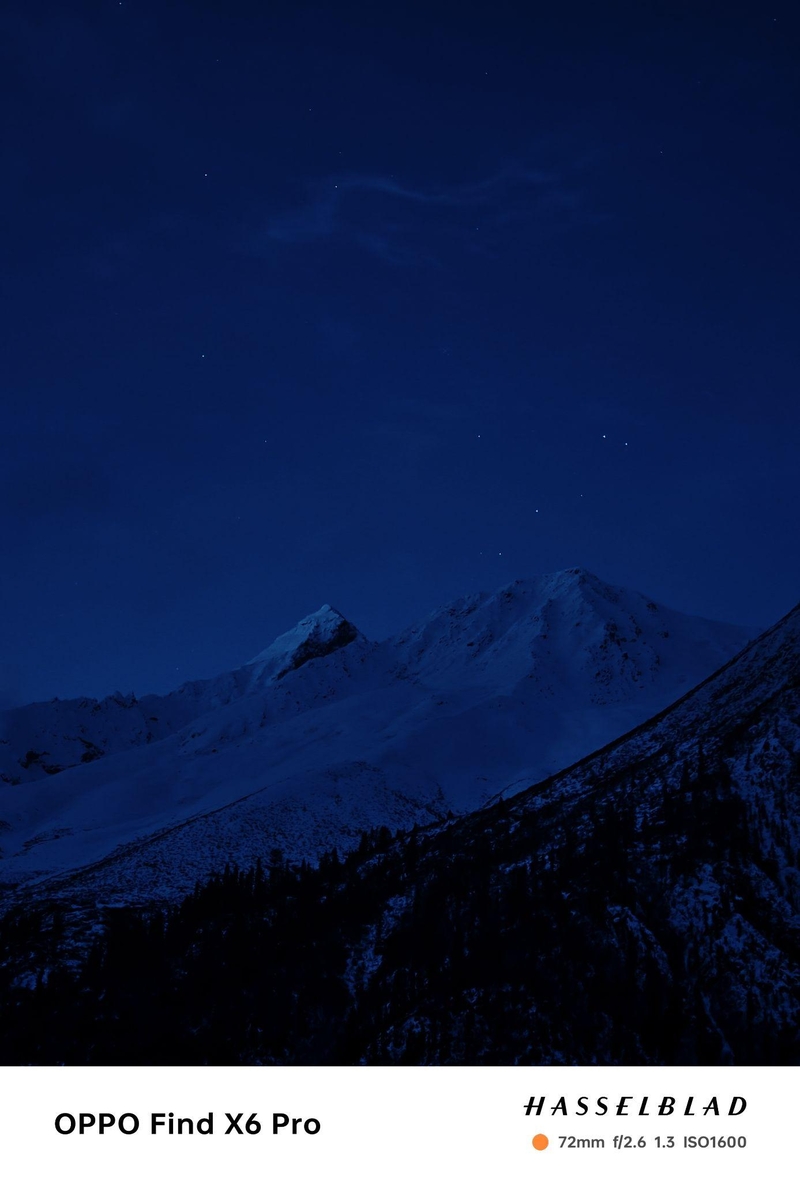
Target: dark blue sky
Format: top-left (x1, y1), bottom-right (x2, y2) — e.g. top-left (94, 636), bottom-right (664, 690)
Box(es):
top-left (3, 1), bottom-right (799, 704)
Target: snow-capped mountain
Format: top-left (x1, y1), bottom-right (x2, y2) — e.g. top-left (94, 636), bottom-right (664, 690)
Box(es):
top-left (0, 570), bottom-right (753, 904)
top-left (3, 592), bottom-right (796, 1065)
top-left (307, 592), bottom-right (800, 1064)
top-left (0, 604), bottom-right (365, 787)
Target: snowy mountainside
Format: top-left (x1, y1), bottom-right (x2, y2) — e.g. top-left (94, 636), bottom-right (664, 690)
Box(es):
top-left (28, 762), bottom-right (446, 910)
top-left (0, 570), bottom-right (754, 903)
top-left (0, 605), bottom-right (365, 787)
top-left (4, 596), bottom-right (797, 1065)
top-left (329, 596), bottom-right (800, 1063)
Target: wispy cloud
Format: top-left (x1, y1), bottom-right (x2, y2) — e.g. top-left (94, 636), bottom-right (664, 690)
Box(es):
top-left (255, 162), bottom-right (596, 264)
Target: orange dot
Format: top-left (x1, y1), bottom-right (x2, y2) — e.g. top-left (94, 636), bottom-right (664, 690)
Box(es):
top-left (532, 1134), bottom-right (549, 1151)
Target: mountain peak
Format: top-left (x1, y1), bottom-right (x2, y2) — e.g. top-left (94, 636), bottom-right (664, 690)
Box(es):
top-left (555, 566), bottom-right (594, 579)
top-left (489, 568), bottom-right (605, 600)
top-left (530, 567), bottom-right (607, 594)
top-left (0, 575), bottom-right (757, 898)
top-left (246, 604), bottom-right (362, 680)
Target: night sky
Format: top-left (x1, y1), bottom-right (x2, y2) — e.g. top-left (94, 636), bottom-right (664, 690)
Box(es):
top-left (3, 2), bottom-right (800, 705)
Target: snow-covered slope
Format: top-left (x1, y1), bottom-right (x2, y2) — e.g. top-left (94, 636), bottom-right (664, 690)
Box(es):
top-left (325, 596), bottom-right (800, 1063)
top-left (4, 597), bottom-right (795, 1065)
top-left (0, 570), bottom-right (754, 903)
top-left (0, 605), bottom-right (365, 786)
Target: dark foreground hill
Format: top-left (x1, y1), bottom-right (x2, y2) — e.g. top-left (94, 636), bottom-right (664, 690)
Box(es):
top-left (0, 599), bottom-right (798, 1065)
